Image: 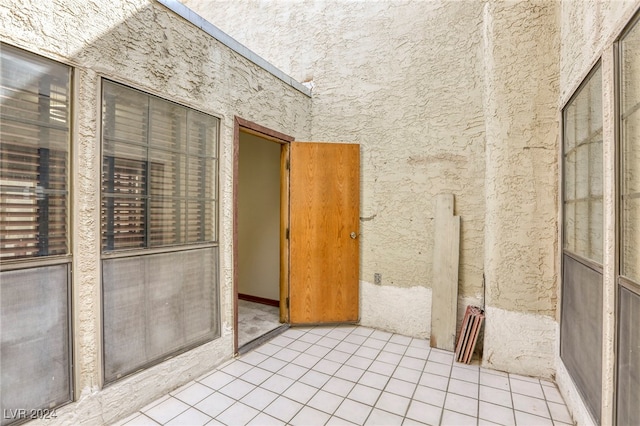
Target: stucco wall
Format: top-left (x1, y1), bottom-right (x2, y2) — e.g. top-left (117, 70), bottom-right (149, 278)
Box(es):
top-left (185, 0), bottom-right (566, 375)
top-left (481, 0), bottom-right (560, 378)
top-left (0, 0), bottom-right (311, 423)
top-left (185, 0), bottom-right (488, 336)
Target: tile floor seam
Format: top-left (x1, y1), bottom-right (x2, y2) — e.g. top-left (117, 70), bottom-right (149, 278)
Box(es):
top-left (118, 324), bottom-right (574, 426)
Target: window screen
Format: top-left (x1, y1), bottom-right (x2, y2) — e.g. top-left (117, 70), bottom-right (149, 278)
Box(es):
top-left (101, 81), bottom-right (219, 382)
top-left (618, 14), bottom-right (640, 425)
top-left (0, 43), bottom-right (72, 424)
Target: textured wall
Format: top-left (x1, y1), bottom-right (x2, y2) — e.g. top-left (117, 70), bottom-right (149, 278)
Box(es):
top-left (482, 0), bottom-right (560, 317)
top-left (0, 0), bottom-right (311, 423)
top-left (481, 0), bottom-right (561, 377)
top-left (185, 0), bottom-right (488, 332)
top-left (560, 0), bottom-right (639, 101)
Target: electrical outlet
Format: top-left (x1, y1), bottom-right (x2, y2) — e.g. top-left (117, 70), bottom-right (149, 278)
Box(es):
top-left (374, 273), bottom-right (382, 285)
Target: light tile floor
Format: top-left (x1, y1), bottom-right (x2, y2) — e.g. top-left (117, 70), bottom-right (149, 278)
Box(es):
top-left (114, 325), bottom-right (573, 426)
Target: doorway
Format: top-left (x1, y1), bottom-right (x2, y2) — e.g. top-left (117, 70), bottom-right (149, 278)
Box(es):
top-left (233, 118), bottom-right (361, 353)
top-left (234, 118), bottom-right (293, 353)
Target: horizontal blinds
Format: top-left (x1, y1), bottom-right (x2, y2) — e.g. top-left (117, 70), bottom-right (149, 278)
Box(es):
top-left (0, 44), bottom-right (70, 260)
top-left (101, 81), bottom-right (218, 252)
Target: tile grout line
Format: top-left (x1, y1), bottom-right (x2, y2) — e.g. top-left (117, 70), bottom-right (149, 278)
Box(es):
top-left (122, 324), bottom-right (574, 426)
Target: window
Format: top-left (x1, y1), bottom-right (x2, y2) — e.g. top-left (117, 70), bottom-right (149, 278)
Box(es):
top-left (561, 64), bottom-right (603, 423)
top-left (101, 81), bottom-right (219, 382)
top-left (0, 43), bottom-right (72, 423)
top-left (617, 14), bottom-right (640, 425)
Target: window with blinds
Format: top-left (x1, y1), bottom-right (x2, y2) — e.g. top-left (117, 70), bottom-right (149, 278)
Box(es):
top-left (0, 43), bottom-right (72, 425)
top-left (1, 44), bottom-right (70, 259)
top-left (101, 81), bottom-right (217, 251)
top-left (101, 81), bottom-right (220, 383)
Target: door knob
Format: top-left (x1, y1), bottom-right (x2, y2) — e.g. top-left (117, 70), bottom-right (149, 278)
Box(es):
top-left (350, 232), bottom-right (357, 239)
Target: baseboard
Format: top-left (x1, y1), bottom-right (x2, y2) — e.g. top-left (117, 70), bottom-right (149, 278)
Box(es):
top-left (238, 293), bottom-right (280, 307)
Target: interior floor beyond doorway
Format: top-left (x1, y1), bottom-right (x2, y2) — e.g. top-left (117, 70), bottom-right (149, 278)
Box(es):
top-left (238, 299), bottom-right (281, 347)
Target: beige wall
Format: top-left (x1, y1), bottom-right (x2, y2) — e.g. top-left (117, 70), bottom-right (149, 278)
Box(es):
top-left (0, 0), bottom-right (311, 423)
top-left (481, 0), bottom-right (560, 378)
top-left (184, 0), bottom-right (564, 373)
top-left (238, 133), bottom-right (281, 301)
top-left (185, 0), bottom-right (487, 339)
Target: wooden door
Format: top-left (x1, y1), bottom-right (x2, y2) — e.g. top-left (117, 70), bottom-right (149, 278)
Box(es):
top-left (289, 142), bottom-right (360, 324)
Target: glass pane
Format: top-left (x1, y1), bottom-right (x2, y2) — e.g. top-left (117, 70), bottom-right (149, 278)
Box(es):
top-left (623, 111), bottom-right (640, 197)
top-left (149, 198), bottom-right (184, 246)
top-left (103, 140), bottom-right (146, 162)
top-left (622, 197), bottom-right (640, 281)
top-left (574, 200), bottom-right (589, 256)
top-left (150, 98), bottom-right (186, 152)
top-left (1, 45), bottom-right (70, 128)
top-left (621, 17), bottom-right (640, 282)
top-left (0, 44), bottom-right (70, 260)
top-left (149, 150), bottom-right (184, 198)
top-left (103, 82), bottom-right (148, 145)
top-left (187, 157), bottom-right (213, 199)
top-left (575, 143), bottom-right (590, 199)
top-left (0, 265), bottom-right (71, 419)
top-left (564, 150), bottom-right (576, 200)
top-left (0, 191), bottom-right (39, 259)
top-left (590, 140), bottom-right (603, 197)
top-left (186, 200), bottom-right (212, 243)
top-left (564, 201), bottom-right (575, 250)
top-left (564, 104), bottom-right (576, 153)
top-left (589, 198), bottom-right (603, 261)
top-left (101, 196), bottom-right (146, 251)
top-left (562, 65), bottom-right (603, 263)
top-left (188, 110), bottom-right (217, 158)
top-left (621, 19), bottom-right (640, 116)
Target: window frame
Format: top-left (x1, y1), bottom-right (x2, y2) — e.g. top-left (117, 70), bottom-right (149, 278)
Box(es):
top-left (99, 79), bottom-right (221, 384)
